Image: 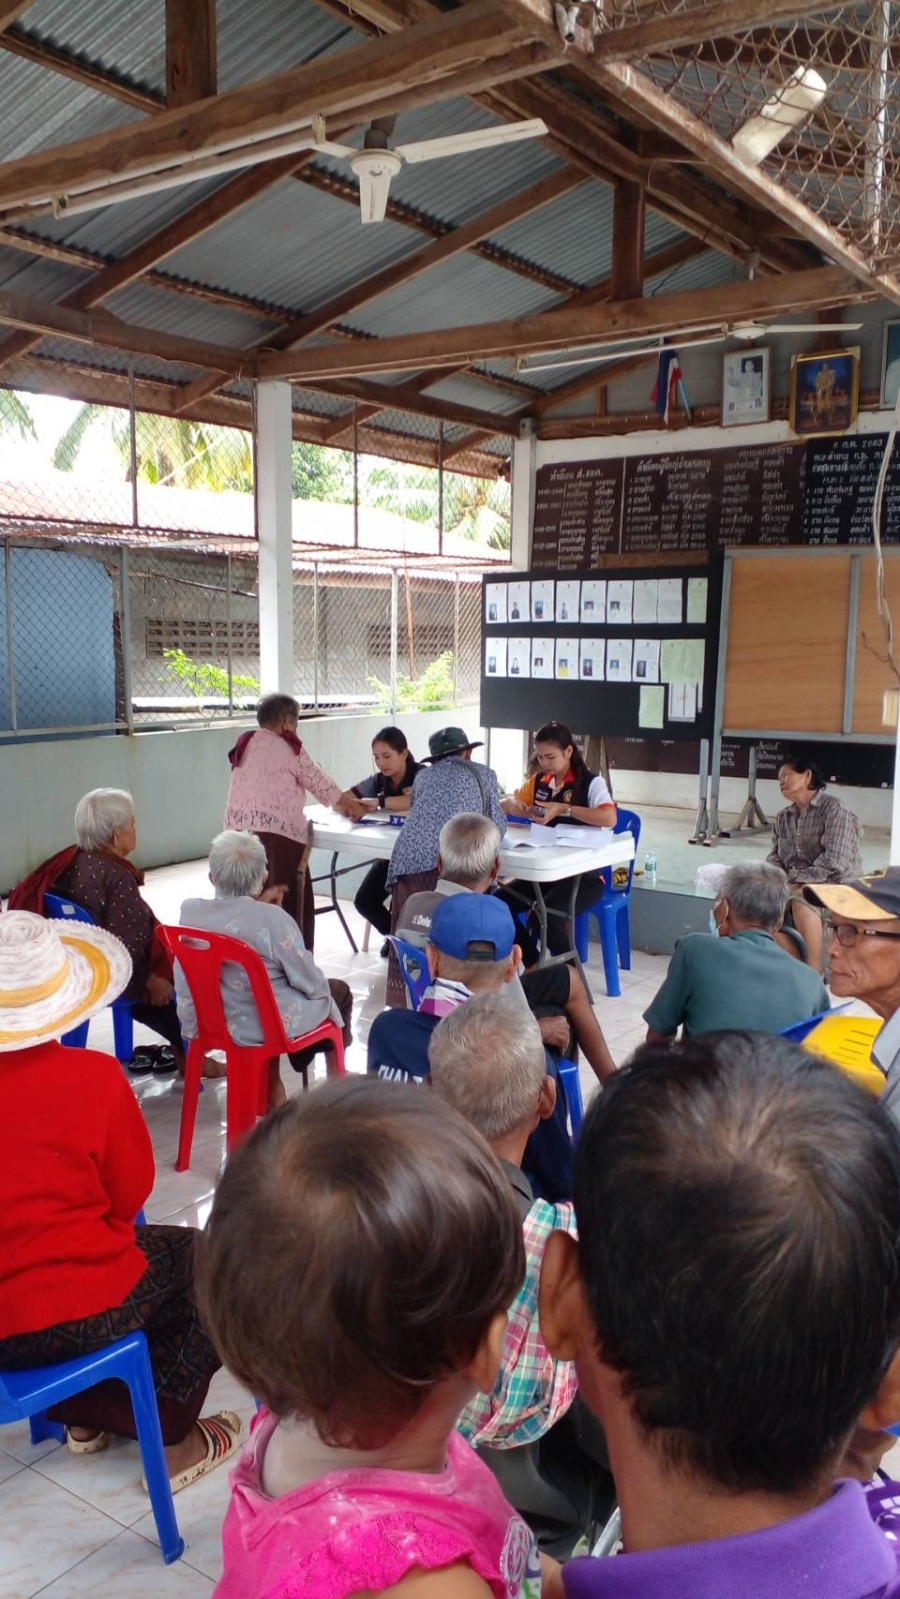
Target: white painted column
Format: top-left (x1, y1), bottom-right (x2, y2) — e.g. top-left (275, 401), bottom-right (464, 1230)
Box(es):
top-left (891, 691), bottom-right (900, 865)
top-left (510, 425), bottom-right (536, 568)
top-left (256, 380), bottom-right (294, 694)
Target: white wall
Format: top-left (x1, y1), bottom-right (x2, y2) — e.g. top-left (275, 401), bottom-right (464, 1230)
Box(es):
top-left (611, 769), bottom-right (891, 831)
top-left (0, 708), bottom-right (484, 893)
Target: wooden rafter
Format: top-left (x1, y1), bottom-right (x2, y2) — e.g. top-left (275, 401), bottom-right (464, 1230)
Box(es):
top-left (0, 4), bottom-right (561, 213)
top-left (0, 288), bottom-right (253, 374)
top-left (610, 180), bottom-right (645, 302)
top-left (166, 0), bottom-right (217, 107)
top-left (257, 265), bottom-right (864, 379)
top-left (0, 3), bottom-right (37, 32)
top-left (0, 27), bottom-right (166, 111)
top-left (174, 167), bottom-right (582, 412)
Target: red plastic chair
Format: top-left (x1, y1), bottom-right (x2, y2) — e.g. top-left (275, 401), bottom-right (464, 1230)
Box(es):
top-left (157, 925), bottom-right (345, 1171)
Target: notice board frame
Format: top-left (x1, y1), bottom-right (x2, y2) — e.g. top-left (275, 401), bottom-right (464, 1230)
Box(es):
top-left (479, 557), bottom-right (723, 741)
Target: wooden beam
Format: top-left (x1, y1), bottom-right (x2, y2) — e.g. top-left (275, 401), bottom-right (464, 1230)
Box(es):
top-left (0, 148), bottom-right (334, 373)
top-left (166, 0), bottom-right (217, 108)
top-left (592, 0), bottom-right (844, 62)
top-left (175, 167), bottom-right (581, 412)
top-left (1, 28), bottom-right (166, 112)
top-left (610, 180), bottom-right (645, 302)
top-left (258, 265), bottom-right (862, 379)
top-left (306, 375), bottom-right (517, 434)
top-left (0, 288), bottom-right (253, 374)
top-left (0, 5), bottom-right (559, 213)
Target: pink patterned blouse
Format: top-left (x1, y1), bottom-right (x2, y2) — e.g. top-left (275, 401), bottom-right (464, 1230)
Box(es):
top-left (215, 1410), bottom-right (541, 1599)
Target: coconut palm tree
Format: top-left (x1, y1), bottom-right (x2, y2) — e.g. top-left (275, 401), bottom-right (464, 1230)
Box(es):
top-left (0, 390), bottom-right (36, 440)
top-left (52, 404), bottom-right (252, 492)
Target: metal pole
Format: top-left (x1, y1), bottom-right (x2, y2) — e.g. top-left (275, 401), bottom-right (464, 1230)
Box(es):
top-left (708, 554), bottom-right (732, 839)
top-left (843, 553), bottom-right (861, 736)
top-left (226, 552), bottom-right (234, 718)
top-left (864, 2), bottom-right (891, 250)
top-left (690, 737), bottom-right (709, 844)
top-left (353, 407), bottom-right (359, 550)
top-left (312, 562), bottom-right (320, 712)
top-left (251, 381), bottom-right (260, 544)
top-left (438, 421), bottom-right (444, 558)
top-left (128, 361), bottom-right (139, 528)
top-left (4, 541), bottom-right (17, 732)
top-left (389, 566), bottom-right (399, 717)
top-left (120, 545), bottom-right (134, 734)
top-left (453, 569), bottom-right (460, 704)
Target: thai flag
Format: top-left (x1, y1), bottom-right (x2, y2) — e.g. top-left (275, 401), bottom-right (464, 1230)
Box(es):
top-left (652, 347), bottom-right (689, 425)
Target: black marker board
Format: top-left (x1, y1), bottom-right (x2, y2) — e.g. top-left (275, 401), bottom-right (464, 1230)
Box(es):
top-left (481, 558), bottom-right (723, 742)
top-left (531, 434), bottom-right (900, 565)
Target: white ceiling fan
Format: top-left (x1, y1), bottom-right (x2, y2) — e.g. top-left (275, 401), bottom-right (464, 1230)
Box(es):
top-left (321, 115), bottom-right (548, 224)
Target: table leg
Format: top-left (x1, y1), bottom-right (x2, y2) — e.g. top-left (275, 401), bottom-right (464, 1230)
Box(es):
top-left (567, 871), bottom-right (594, 1005)
top-left (529, 873), bottom-right (594, 1005)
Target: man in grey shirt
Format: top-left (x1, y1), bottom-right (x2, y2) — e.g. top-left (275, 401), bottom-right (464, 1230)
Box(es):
top-left (178, 830), bottom-right (351, 1109)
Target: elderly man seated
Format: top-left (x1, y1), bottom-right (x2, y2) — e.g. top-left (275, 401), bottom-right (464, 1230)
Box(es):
top-left (644, 862), bottom-right (829, 1043)
top-left (178, 831), bottom-right (352, 1109)
top-left (9, 786), bottom-right (184, 1074)
top-left (368, 893), bottom-right (573, 1200)
top-left (398, 812), bottom-right (615, 1084)
top-left (430, 992), bottom-right (612, 1555)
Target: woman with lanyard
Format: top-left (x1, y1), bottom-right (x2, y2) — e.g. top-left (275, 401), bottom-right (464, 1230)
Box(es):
top-left (501, 720), bottom-right (616, 961)
top-left (350, 726), bottom-right (423, 955)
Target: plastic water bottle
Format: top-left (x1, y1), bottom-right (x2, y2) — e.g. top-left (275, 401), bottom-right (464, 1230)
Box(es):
top-left (644, 851), bottom-right (658, 884)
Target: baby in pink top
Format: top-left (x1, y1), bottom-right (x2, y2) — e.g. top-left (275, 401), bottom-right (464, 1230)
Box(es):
top-left (197, 1078), bottom-right (558, 1599)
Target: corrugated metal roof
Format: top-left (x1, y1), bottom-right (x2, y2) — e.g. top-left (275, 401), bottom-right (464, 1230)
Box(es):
top-left (27, 338), bottom-right (207, 387)
top-left (105, 281), bottom-right (275, 349)
top-left (0, 49), bottom-right (138, 165)
top-left (346, 251), bottom-right (562, 340)
top-left (314, 99), bottom-right (565, 230)
top-left (489, 180), bottom-right (612, 289)
top-left (0, 249), bottom-right (85, 301)
top-left (22, 177), bottom-right (229, 261)
top-left (216, 0), bottom-right (359, 91)
top-left (164, 176), bottom-right (426, 315)
top-left (645, 247), bottom-right (739, 298)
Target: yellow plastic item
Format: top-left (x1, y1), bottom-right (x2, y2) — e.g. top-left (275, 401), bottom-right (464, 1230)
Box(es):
top-left (801, 1015), bottom-right (885, 1096)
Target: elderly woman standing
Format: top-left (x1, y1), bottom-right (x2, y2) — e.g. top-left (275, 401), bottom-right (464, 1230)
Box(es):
top-left (224, 693), bottom-right (366, 950)
top-left (9, 787), bottom-right (183, 1073)
top-left (178, 831), bottom-right (353, 1109)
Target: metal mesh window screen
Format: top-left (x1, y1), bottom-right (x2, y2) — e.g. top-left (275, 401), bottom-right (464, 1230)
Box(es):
top-left (129, 551), bottom-right (259, 724)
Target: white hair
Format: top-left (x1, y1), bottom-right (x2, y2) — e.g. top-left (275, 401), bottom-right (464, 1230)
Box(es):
top-left (438, 814), bottom-right (501, 887)
top-left (208, 830), bottom-right (269, 899)
top-left (721, 863), bottom-right (789, 931)
top-left (74, 788), bottom-right (135, 851)
top-left (429, 991), bottom-right (546, 1144)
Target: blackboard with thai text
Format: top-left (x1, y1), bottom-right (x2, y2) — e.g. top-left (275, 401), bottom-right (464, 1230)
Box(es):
top-left (532, 434), bottom-right (900, 565)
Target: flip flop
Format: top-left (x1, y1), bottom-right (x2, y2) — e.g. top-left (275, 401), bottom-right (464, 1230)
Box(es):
top-left (66, 1428), bottom-right (108, 1454)
top-left (128, 1045), bottom-right (178, 1076)
top-left (143, 1411), bottom-right (242, 1497)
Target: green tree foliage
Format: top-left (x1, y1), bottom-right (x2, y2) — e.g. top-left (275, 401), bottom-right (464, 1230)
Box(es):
top-left (367, 650), bottom-right (455, 712)
top-left (0, 390), bottom-right (36, 441)
top-left (162, 648), bottom-right (259, 699)
top-left (53, 406), bottom-right (253, 491)
top-left (291, 442), bottom-right (354, 501)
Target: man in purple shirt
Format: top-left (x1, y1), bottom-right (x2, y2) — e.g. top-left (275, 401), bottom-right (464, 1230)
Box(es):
top-left (540, 1032), bottom-right (900, 1599)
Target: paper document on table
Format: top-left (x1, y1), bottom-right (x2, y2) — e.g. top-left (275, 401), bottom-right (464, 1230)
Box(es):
top-left (503, 823), bottom-right (558, 848)
top-left (657, 578), bottom-right (683, 624)
top-left (553, 824), bottom-right (616, 850)
top-left (639, 685), bottom-right (665, 729)
top-left (633, 580), bottom-right (658, 624)
top-left (687, 577), bottom-right (708, 625)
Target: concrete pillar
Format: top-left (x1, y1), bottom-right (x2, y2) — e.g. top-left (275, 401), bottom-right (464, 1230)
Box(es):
top-left (256, 380), bottom-right (294, 694)
top-left (510, 427), bottom-right (537, 568)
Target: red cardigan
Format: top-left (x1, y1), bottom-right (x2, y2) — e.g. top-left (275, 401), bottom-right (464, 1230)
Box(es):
top-left (0, 1040), bottom-right (154, 1338)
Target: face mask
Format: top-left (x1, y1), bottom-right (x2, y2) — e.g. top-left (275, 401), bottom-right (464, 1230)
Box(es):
top-left (709, 907), bottom-right (721, 936)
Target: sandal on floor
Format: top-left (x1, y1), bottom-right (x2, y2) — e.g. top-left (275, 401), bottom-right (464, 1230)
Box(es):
top-left (144, 1411), bottom-right (242, 1497)
top-left (128, 1045), bottom-right (178, 1076)
top-left (66, 1428), bottom-right (108, 1454)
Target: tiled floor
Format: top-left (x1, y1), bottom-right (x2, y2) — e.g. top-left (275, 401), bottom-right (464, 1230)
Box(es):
top-left (0, 861), bottom-right (663, 1597)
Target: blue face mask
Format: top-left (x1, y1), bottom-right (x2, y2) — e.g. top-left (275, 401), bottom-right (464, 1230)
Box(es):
top-left (709, 907), bottom-right (720, 936)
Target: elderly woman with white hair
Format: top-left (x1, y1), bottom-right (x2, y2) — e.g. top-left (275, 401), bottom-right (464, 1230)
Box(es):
top-left (9, 786), bottom-right (184, 1073)
top-left (178, 830), bottom-right (352, 1109)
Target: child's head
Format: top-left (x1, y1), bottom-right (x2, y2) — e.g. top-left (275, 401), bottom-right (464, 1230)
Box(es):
top-left (541, 1032), bottom-right (900, 1500)
top-left (198, 1077), bottom-right (525, 1449)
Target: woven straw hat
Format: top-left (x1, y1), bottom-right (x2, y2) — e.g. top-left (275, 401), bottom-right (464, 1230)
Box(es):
top-left (0, 910), bottom-right (132, 1053)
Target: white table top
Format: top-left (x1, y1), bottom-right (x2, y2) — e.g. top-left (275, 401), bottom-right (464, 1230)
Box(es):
top-left (307, 808), bottom-right (635, 884)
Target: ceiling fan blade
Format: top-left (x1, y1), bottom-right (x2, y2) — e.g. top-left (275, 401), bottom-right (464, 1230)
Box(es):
top-left (317, 141), bottom-right (357, 159)
top-left (394, 118), bottom-right (547, 165)
top-left (356, 161), bottom-right (395, 224)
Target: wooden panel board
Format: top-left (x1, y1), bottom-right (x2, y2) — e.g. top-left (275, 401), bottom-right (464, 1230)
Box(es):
top-left (723, 555), bottom-right (850, 733)
top-left (852, 554), bottom-right (900, 735)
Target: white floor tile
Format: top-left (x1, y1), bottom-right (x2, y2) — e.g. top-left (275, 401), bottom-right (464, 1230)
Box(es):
top-left (0, 1469), bottom-right (120, 1598)
top-left (32, 1435), bottom-right (153, 1529)
top-left (34, 1530), bottom-right (215, 1597)
top-left (0, 1424), bottom-right (62, 1467)
top-left (0, 1454), bottom-right (24, 1486)
top-left (130, 1456), bottom-right (232, 1584)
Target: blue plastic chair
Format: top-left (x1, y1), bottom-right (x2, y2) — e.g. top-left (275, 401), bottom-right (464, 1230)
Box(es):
top-left (0, 1330), bottom-right (184, 1564)
top-left (556, 1056), bottom-right (584, 1137)
top-left (387, 936), bottom-right (431, 1010)
top-left (574, 808), bottom-right (642, 1000)
top-left (779, 1004), bottom-right (851, 1044)
top-left (44, 893), bottom-right (136, 1061)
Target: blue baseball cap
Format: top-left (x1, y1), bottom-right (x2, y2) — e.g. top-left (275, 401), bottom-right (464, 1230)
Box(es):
top-left (429, 893), bottom-right (516, 962)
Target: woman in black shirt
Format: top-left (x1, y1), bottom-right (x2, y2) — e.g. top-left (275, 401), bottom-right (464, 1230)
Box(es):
top-left (352, 727), bottom-right (423, 950)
